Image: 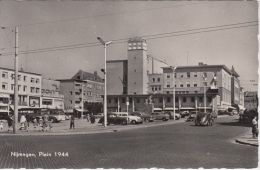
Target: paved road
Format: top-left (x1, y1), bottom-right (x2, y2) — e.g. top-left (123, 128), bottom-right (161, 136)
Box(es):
top-left (0, 115), bottom-right (257, 169)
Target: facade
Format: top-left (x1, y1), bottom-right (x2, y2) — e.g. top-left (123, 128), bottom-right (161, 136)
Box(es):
top-left (239, 87), bottom-right (245, 107)
top-left (0, 67), bottom-right (42, 116)
top-left (231, 66), bottom-right (240, 106)
top-left (41, 78), bottom-right (64, 110)
top-left (107, 37), bottom-right (168, 95)
top-left (244, 91), bottom-right (258, 109)
top-left (59, 70), bottom-right (104, 113)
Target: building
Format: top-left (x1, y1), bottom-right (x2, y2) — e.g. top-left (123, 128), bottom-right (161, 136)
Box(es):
top-left (231, 66), bottom-right (241, 107)
top-left (59, 70), bottom-right (104, 114)
top-left (244, 91), bottom-right (258, 110)
top-left (41, 78), bottom-right (64, 110)
top-left (0, 67), bottom-right (42, 116)
top-left (107, 38), bottom-right (168, 95)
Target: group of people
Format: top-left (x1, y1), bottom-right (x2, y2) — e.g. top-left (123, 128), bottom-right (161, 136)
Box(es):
top-left (0, 114), bottom-right (14, 132)
top-left (19, 113), bottom-right (53, 132)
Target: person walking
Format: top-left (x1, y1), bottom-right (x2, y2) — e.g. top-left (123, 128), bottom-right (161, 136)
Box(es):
top-left (19, 114), bottom-right (26, 130)
top-left (252, 116), bottom-right (258, 139)
top-left (90, 113), bottom-right (95, 124)
top-left (43, 113), bottom-right (49, 131)
top-left (70, 115), bottom-right (75, 129)
top-left (7, 114), bottom-right (13, 132)
top-left (25, 113), bottom-right (30, 131)
top-left (0, 121), bottom-right (3, 131)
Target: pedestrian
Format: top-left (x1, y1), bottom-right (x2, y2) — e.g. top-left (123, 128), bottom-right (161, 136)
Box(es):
top-left (70, 115), bottom-right (75, 129)
top-left (0, 121), bottom-right (3, 131)
top-left (43, 113), bottom-right (49, 131)
top-left (7, 114), bottom-right (13, 132)
top-left (86, 114), bottom-right (90, 122)
top-left (90, 113), bottom-right (95, 124)
top-left (25, 113), bottom-right (30, 130)
top-left (38, 117), bottom-right (44, 131)
top-left (32, 117), bottom-right (37, 131)
top-left (19, 114), bottom-right (26, 130)
top-left (252, 116), bottom-right (258, 139)
top-left (24, 120), bottom-right (28, 132)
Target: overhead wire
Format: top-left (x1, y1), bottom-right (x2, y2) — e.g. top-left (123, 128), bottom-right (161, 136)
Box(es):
top-left (0, 21), bottom-right (258, 57)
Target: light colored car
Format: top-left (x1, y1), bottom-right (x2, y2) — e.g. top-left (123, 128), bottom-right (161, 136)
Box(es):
top-left (164, 111), bottom-right (180, 120)
top-left (130, 112), bottom-right (154, 122)
top-left (151, 112), bottom-right (169, 121)
top-left (111, 112), bottom-right (143, 124)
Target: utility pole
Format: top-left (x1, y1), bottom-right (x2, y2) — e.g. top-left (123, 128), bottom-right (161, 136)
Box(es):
top-left (14, 27), bottom-right (18, 134)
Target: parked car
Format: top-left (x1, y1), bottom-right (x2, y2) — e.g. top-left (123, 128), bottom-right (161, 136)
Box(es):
top-left (98, 113), bottom-right (128, 125)
top-left (180, 111), bottom-right (190, 118)
top-left (94, 113), bottom-right (104, 119)
top-left (112, 112), bottom-right (143, 124)
top-left (130, 111), bottom-right (154, 122)
top-left (164, 111), bottom-right (180, 120)
top-left (151, 112), bottom-right (169, 121)
top-left (186, 111), bottom-right (198, 122)
top-left (195, 112), bottom-right (213, 126)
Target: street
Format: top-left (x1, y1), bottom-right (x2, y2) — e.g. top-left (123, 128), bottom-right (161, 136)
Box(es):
top-left (0, 115), bottom-right (258, 169)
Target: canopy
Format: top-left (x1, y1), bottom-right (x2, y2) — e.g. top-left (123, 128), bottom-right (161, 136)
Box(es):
top-left (0, 93), bottom-right (9, 98)
top-left (9, 105), bottom-right (31, 110)
top-left (153, 108), bottom-right (162, 111)
top-left (75, 109), bottom-right (89, 112)
top-left (164, 107), bottom-right (178, 111)
top-left (180, 107), bottom-right (195, 110)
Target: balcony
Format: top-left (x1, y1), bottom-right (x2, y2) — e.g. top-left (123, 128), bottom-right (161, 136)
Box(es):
top-left (42, 93), bottom-right (64, 99)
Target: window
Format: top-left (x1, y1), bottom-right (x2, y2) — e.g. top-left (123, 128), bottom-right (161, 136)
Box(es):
top-left (115, 98), bottom-right (118, 103)
top-left (18, 75), bottom-right (21, 81)
top-left (203, 72), bottom-right (207, 78)
top-left (175, 97), bottom-right (178, 102)
top-left (31, 78), bottom-right (35, 83)
top-left (194, 81), bottom-right (197, 87)
top-left (11, 84), bottom-right (14, 90)
top-left (191, 97), bottom-right (195, 102)
top-left (166, 91), bottom-right (169, 94)
top-left (11, 74), bottom-right (15, 79)
top-left (180, 73), bottom-right (184, 78)
top-left (158, 86), bottom-right (161, 91)
top-left (194, 72), bottom-right (197, 77)
top-left (2, 72), bottom-right (8, 78)
top-left (187, 72), bottom-right (190, 78)
top-left (204, 82), bottom-right (208, 86)
top-left (18, 85), bottom-right (21, 91)
top-left (24, 76), bottom-right (27, 82)
top-left (137, 98), bottom-right (140, 103)
top-left (187, 81), bottom-right (190, 87)
top-left (166, 73), bottom-right (170, 79)
top-left (183, 97), bottom-right (186, 102)
top-left (157, 78), bottom-right (160, 82)
top-left (108, 98), bottom-right (111, 103)
top-left (167, 82), bottom-right (170, 88)
top-left (174, 73), bottom-right (177, 78)
top-left (122, 98), bottom-right (126, 103)
top-left (70, 100), bottom-right (72, 104)
top-left (159, 98), bottom-right (163, 103)
top-left (129, 98), bottom-right (132, 103)
top-left (70, 91), bottom-right (72, 95)
top-left (207, 97), bottom-right (212, 102)
top-left (167, 97), bottom-right (171, 103)
top-left (152, 78), bottom-right (155, 82)
top-left (36, 78), bottom-right (40, 83)
top-left (180, 82), bottom-right (183, 88)
top-left (2, 83), bottom-right (7, 90)
top-left (36, 88), bottom-right (40, 93)
top-left (199, 97), bottom-right (203, 102)
top-left (30, 87), bottom-right (35, 93)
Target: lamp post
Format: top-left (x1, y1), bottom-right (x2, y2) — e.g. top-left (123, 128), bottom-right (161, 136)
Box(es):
top-left (170, 66), bottom-right (177, 120)
top-left (97, 37), bottom-right (112, 128)
top-left (203, 76), bottom-right (207, 112)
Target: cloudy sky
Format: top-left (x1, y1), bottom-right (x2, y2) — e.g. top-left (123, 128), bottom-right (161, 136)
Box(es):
top-left (0, 1), bottom-right (258, 91)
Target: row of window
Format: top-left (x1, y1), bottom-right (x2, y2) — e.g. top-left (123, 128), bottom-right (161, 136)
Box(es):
top-left (75, 83), bottom-right (104, 90)
top-left (1, 72), bottom-right (40, 83)
top-left (165, 72), bottom-right (217, 79)
top-left (1, 83), bottom-right (40, 93)
top-left (108, 96), bottom-right (212, 104)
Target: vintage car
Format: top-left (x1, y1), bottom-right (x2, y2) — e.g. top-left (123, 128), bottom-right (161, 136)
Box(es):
top-left (111, 112), bottom-right (143, 124)
top-left (186, 111), bottom-right (198, 122)
top-left (94, 113), bottom-right (104, 119)
top-left (164, 111), bottom-right (181, 120)
top-left (194, 112), bottom-right (214, 126)
top-left (98, 113), bottom-right (128, 125)
top-left (130, 111), bottom-right (154, 122)
top-left (150, 112), bottom-right (169, 121)
top-left (180, 111), bottom-right (190, 118)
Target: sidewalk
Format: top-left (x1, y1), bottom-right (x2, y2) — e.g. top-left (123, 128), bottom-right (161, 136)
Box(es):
top-left (0, 118), bottom-right (186, 136)
top-left (235, 130), bottom-right (259, 147)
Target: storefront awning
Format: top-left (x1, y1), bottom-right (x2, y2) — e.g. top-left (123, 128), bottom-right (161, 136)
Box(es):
top-left (0, 94), bottom-right (9, 98)
top-left (153, 108), bottom-right (162, 111)
top-left (164, 107), bottom-right (178, 111)
top-left (75, 109), bottom-right (89, 112)
top-left (9, 105), bottom-right (31, 110)
top-left (180, 107), bottom-right (195, 110)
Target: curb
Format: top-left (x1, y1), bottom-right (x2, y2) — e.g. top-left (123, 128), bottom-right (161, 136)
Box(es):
top-left (235, 139), bottom-right (259, 147)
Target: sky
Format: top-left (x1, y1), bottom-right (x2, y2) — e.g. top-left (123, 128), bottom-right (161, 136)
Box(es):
top-left (0, 1), bottom-right (258, 92)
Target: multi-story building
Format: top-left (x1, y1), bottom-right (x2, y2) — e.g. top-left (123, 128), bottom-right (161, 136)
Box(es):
top-left (244, 91), bottom-right (258, 110)
top-left (231, 66), bottom-right (240, 106)
top-left (59, 70), bottom-right (104, 114)
top-left (239, 87), bottom-right (245, 108)
top-left (41, 78), bottom-right (64, 110)
top-left (107, 38), bottom-right (168, 95)
top-left (0, 67), bottom-right (41, 116)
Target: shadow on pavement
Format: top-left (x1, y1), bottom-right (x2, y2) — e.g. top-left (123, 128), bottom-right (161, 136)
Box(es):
top-left (216, 121), bottom-right (252, 127)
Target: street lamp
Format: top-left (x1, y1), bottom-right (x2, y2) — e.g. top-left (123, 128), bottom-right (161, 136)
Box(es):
top-left (97, 37), bottom-right (112, 128)
top-left (203, 76), bottom-right (207, 112)
top-left (170, 66), bottom-right (177, 120)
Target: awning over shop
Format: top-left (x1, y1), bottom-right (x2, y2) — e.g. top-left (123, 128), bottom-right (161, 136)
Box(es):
top-left (180, 107), bottom-right (195, 110)
top-left (9, 105), bottom-right (31, 110)
top-left (164, 107), bottom-right (178, 111)
top-left (153, 108), bottom-right (162, 111)
top-left (75, 109), bottom-right (89, 112)
top-left (0, 94), bottom-right (9, 98)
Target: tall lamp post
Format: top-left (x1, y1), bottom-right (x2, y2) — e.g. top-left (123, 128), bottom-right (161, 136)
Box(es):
top-left (97, 37), bottom-right (112, 128)
top-left (203, 76), bottom-right (207, 112)
top-left (170, 66), bottom-right (177, 120)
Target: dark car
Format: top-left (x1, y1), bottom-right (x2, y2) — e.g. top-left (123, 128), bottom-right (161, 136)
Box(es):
top-left (130, 111), bottom-right (154, 122)
top-left (180, 111), bottom-right (190, 118)
top-left (186, 111), bottom-right (198, 122)
top-left (150, 112), bottom-right (169, 121)
top-left (98, 113), bottom-right (128, 125)
top-left (164, 111), bottom-right (181, 120)
top-left (195, 112), bottom-right (213, 126)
